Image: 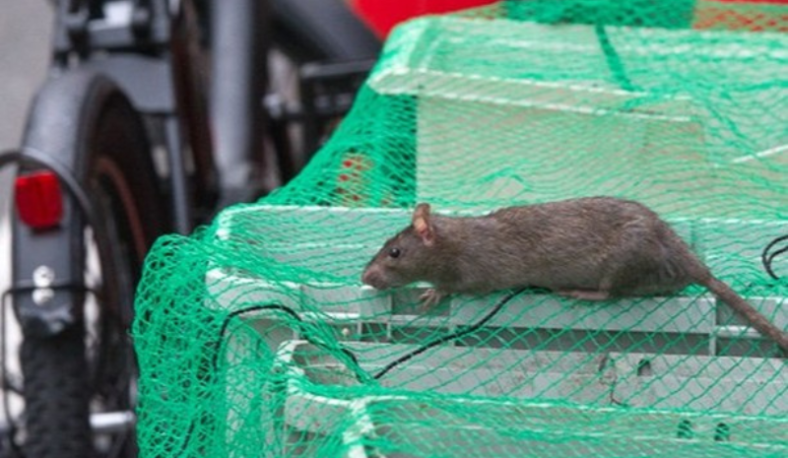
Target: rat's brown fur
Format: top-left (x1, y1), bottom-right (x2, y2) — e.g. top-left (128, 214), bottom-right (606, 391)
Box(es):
top-left (361, 196), bottom-right (788, 354)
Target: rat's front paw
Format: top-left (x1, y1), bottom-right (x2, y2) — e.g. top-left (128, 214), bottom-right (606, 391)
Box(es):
top-left (418, 288), bottom-right (447, 312)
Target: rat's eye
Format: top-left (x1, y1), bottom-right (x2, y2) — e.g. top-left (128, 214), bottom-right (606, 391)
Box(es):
top-left (388, 247), bottom-right (401, 258)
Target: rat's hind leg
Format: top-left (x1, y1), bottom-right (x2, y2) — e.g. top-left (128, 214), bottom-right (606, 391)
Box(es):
top-left (555, 290), bottom-right (610, 301)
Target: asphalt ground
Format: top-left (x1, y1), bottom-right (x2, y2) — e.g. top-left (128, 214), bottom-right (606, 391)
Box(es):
top-left (0, 0), bottom-right (52, 427)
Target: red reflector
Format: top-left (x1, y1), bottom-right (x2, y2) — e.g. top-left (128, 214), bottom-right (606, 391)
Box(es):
top-left (15, 171), bottom-right (64, 229)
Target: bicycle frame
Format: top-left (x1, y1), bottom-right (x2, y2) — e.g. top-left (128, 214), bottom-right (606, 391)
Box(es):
top-left (1, 0), bottom-right (379, 454)
top-left (7, 0), bottom-right (219, 332)
top-left (0, 2), bottom-right (256, 451)
top-left (51, 0), bottom-right (228, 233)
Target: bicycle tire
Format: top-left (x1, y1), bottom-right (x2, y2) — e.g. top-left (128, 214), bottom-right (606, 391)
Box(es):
top-left (15, 69), bottom-right (166, 458)
top-left (19, 324), bottom-right (92, 458)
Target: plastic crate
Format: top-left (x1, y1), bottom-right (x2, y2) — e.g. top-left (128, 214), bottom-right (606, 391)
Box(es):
top-left (272, 339), bottom-right (788, 458)
top-left (367, 17), bottom-right (787, 214)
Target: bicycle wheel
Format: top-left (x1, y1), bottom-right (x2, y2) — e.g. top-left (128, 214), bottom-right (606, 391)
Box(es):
top-left (13, 69), bottom-right (167, 458)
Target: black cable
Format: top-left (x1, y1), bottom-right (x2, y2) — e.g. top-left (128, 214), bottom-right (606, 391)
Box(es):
top-left (762, 234), bottom-right (788, 280)
top-left (212, 303), bottom-right (372, 384)
top-left (156, 288), bottom-right (524, 457)
top-left (373, 288), bottom-right (525, 380)
top-left (171, 302), bottom-right (373, 458)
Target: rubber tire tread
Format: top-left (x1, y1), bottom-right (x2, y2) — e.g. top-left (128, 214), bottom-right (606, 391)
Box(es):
top-left (20, 325), bottom-right (92, 458)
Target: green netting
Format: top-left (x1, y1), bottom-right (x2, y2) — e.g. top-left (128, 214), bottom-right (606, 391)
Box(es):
top-left (133, 2), bottom-right (788, 457)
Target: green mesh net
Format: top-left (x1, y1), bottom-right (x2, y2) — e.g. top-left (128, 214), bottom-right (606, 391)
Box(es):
top-left (133, 1), bottom-right (788, 457)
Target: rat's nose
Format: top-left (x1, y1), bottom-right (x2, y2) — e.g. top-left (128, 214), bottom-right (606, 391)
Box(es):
top-left (362, 267), bottom-right (379, 287)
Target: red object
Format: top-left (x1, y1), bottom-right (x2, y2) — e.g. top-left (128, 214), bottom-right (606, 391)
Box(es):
top-left (15, 171), bottom-right (64, 229)
top-left (335, 152), bottom-right (373, 206)
top-left (351, 0), bottom-right (498, 38)
top-left (710, 0), bottom-right (788, 3)
top-left (693, 0), bottom-right (788, 32)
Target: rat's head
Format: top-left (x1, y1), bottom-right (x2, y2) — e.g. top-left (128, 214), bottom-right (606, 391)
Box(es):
top-left (361, 203), bottom-right (438, 290)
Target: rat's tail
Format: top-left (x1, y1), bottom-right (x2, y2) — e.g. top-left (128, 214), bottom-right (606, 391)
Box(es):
top-left (703, 276), bottom-right (788, 355)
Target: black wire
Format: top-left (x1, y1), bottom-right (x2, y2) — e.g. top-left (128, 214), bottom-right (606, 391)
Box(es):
top-left (163, 288), bottom-right (525, 456)
top-left (762, 234), bottom-right (788, 280)
top-left (172, 302), bottom-right (373, 458)
top-left (212, 303), bottom-right (371, 383)
top-left (373, 288), bottom-right (525, 380)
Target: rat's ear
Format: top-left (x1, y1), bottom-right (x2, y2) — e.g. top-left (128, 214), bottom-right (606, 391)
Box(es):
top-left (412, 203), bottom-right (434, 245)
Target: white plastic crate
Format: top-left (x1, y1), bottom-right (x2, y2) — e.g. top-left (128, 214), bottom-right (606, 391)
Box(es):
top-left (367, 17), bottom-right (788, 214)
top-left (208, 204), bottom-right (787, 457)
top-left (211, 204), bottom-right (787, 356)
top-left (272, 340), bottom-right (788, 458)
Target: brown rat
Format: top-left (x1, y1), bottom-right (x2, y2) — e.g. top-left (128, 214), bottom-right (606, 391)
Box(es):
top-left (361, 196), bottom-right (788, 354)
